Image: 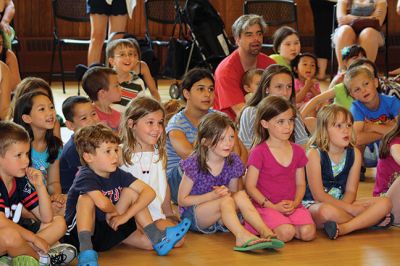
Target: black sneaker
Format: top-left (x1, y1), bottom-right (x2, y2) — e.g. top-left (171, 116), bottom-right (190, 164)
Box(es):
top-left (360, 166), bottom-right (366, 182)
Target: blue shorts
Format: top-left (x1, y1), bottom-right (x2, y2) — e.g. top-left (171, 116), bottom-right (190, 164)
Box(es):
top-left (87, 0), bottom-right (127, 16)
top-left (167, 165), bottom-right (183, 204)
top-left (180, 205), bottom-right (230, 234)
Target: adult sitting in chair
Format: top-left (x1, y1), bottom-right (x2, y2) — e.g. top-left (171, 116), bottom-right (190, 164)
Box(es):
top-left (332, 0), bottom-right (387, 73)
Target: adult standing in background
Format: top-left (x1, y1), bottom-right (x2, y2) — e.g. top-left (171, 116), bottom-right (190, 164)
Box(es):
top-left (309, 0), bottom-right (337, 80)
top-left (388, 0), bottom-right (400, 76)
top-left (87, 0), bottom-right (129, 66)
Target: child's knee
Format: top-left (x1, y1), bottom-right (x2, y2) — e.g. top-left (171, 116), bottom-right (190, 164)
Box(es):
top-left (232, 190), bottom-right (249, 202)
top-left (275, 225), bottom-right (295, 242)
top-left (53, 215), bottom-right (67, 233)
top-left (299, 224), bottom-right (316, 241)
top-left (318, 203), bottom-right (338, 221)
top-left (219, 194), bottom-right (235, 206)
top-left (0, 228), bottom-right (24, 248)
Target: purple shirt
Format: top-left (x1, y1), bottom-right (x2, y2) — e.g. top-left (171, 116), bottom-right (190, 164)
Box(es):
top-left (179, 153), bottom-right (245, 211)
top-left (374, 136), bottom-right (400, 196)
top-left (248, 142), bottom-right (307, 205)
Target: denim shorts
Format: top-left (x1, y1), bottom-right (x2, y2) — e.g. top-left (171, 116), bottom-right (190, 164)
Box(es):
top-left (180, 205), bottom-right (230, 234)
top-left (167, 165), bottom-right (183, 204)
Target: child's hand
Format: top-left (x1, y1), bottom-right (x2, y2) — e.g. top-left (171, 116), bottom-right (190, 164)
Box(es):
top-left (32, 235), bottom-right (49, 254)
top-left (26, 168), bottom-right (44, 188)
top-left (106, 211), bottom-right (119, 226)
top-left (273, 200), bottom-right (293, 214)
top-left (50, 194), bottom-right (67, 209)
top-left (212, 186), bottom-right (230, 198)
top-left (107, 214), bottom-right (129, 231)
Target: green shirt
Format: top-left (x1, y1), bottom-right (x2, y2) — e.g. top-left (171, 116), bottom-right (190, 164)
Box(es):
top-left (269, 54), bottom-right (292, 71)
top-left (333, 83), bottom-right (353, 110)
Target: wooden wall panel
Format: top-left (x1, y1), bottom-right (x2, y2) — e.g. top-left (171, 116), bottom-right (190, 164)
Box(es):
top-left (13, 0), bottom-right (400, 75)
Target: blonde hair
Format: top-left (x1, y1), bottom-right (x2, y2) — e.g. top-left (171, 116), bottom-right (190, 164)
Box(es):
top-left (343, 66), bottom-right (375, 95)
top-left (194, 112), bottom-right (236, 173)
top-left (120, 96), bottom-right (166, 167)
top-left (307, 104), bottom-right (355, 152)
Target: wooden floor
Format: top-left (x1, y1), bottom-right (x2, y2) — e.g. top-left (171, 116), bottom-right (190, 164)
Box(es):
top-left (49, 82), bottom-right (400, 266)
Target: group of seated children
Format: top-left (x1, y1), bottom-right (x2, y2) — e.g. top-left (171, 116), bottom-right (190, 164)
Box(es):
top-left (2, 22), bottom-right (400, 266)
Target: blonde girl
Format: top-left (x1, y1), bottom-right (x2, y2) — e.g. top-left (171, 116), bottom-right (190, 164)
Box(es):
top-left (178, 112), bottom-right (284, 251)
top-left (120, 96), bottom-right (180, 235)
top-left (245, 96), bottom-right (316, 242)
top-left (305, 104), bottom-right (392, 240)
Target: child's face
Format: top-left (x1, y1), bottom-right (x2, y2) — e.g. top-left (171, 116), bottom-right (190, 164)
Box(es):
top-left (130, 110), bottom-right (164, 151)
top-left (102, 74), bottom-right (122, 103)
top-left (245, 74), bottom-right (262, 93)
top-left (23, 95), bottom-right (56, 130)
top-left (296, 56), bottom-right (317, 80)
top-left (267, 73), bottom-right (293, 100)
top-left (347, 72), bottom-right (378, 103)
top-left (68, 102), bottom-right (100, 132)
top-left (109, 45), bottom-right (139, 73)
top-left (261, 108), bottom-right (294, 142)
top-left (209, 126), bottom-right (235, 159)
top-left (327, 113), bottom-right (353, 149)
top-left (0, 141), bottom-right (30, 178)
top-left (84, 142), bottom-right (119, 177)
top-left (278, 34), bottom-right (301, 62)
top-left (184, 78), bottom-right (214, 111)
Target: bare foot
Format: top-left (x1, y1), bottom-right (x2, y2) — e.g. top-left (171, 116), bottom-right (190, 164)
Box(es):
top-left (259, 228), bottom-right (276, 240)
top-left (236, 231), bottom-right (269, 247)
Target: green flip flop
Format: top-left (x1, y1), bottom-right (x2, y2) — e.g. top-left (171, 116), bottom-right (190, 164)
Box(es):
top-left (233, 237), bottom-right (284, 252)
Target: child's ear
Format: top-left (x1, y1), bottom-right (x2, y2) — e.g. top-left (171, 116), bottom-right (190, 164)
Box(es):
top-left (108, 57), bottom-right (115, 67)
top-left (183, 89), bottom-right (190, 100)
top-left (374, 77), bottom-right (379, 89)
top-left (243, 85), bottom-right (250, 93)
top-left (82, 152), bottom-right (93, 164)
top-left (260, 119), bottom-right (269, 129)
top-left (127, 118), bottom-right (134, 129)
top-left (21, 114), bottom-right (32, 124)
top-left (65, 120), bottom-right (75, 131)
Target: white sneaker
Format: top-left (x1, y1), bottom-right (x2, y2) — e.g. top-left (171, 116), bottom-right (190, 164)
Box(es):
top-left (48, 243), bottom-right (77, 265)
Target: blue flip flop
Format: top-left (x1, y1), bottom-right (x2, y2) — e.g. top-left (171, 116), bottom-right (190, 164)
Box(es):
top-left (153, 218), bottom-right (191, 256)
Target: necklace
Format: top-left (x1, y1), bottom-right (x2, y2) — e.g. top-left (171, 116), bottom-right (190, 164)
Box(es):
top-left (139, 152), bottom-right (153, 174)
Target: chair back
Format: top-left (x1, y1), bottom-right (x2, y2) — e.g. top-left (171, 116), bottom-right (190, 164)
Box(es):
top-left (145, 0), bottom-right (178, 25)
top-left (52, 0), bottom-right (89, 23)
top-left (243, 0), bottom-right (298, 31)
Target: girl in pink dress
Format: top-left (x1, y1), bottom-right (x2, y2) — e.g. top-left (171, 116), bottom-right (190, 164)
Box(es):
top-left (245, 96), bottom-right (316, 242)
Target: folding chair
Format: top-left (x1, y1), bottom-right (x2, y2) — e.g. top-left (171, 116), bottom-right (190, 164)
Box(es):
top-left (243, 0), bottom-right (298, 49)
top-left (50, 0), bottom-right (90, 94)
top-left (330, 5), bottom-right (389, 76)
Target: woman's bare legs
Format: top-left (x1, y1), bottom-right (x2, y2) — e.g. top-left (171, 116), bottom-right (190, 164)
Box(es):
top-left (358, 28), bottom-right (384, 63)
top-left (88, 14), bottom-right (108, 66)
top-left (334, 25), bottom-right (356, 71)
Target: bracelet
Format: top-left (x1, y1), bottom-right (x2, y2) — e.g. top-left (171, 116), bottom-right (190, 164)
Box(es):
top-left (261, 198), bottom-right (268, 208)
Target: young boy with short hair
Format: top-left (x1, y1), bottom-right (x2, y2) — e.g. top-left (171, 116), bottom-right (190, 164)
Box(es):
top-left (60, 96), bottom-right (100, 194)
top-left (82, 66), bottom-right (122, 132)
top-left (0, 121), bottom-right (76, 266)
top-left (64, 124), bottom-right (190, 265)
top-left (241, 68), bottom-right (263, 103)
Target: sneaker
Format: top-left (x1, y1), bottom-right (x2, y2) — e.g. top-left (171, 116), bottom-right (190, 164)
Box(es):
top-left (0, 256), bottom-right (11, 266)
top-left (11, 255), bottom-right (39, 266)
top-left (77, 250), bottom-right (98, 266)
top-left (48, 243), bottom-right (77, 265)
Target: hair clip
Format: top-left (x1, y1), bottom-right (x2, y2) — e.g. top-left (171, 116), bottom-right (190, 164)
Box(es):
top-left (341, 47), bottom-right (351, 57)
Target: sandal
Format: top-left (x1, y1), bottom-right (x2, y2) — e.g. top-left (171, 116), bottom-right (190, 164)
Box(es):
top-left (153, 218), bottom-right (191, 256)
top-left (370, 213), bottom-right (394, 230)
top-left (324, 221), bottom-right (339, 240)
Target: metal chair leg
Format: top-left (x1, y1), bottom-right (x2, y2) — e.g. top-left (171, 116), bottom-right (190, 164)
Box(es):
top-left (49, 39), bottom-right (57, 86)
top-left (57, 42), bottom-right (66, 93)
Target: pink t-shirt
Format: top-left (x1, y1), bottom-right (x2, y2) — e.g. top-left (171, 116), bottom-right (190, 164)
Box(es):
top-left (94, 105), bottom-right (121, 132)
top-left (374, 136), bottom-right (400, 196)
top-left (247, 142), bottom-right (307, 205)
top-left (214, 50), bottom-right (275, 120)
top-left (294, 79), bottom-right (321, 108)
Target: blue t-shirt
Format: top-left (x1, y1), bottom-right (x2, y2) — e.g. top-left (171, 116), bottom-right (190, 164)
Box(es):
top-left (65, 166), bottom-right (137, 226)
top-left (166, 109), bottom-right (214, 175)
top-left (31, 147), bottom-right (62, 186)
top-left (0, 177), bottom-right (39, 223)
top-left (350, 94), bottom-right (400, 123)
top-left (60, 135), bottom-right (81, 194)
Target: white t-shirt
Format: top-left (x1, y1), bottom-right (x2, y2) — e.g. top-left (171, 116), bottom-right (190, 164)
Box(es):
top-left (120, 150), bottom-right (167, 221)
